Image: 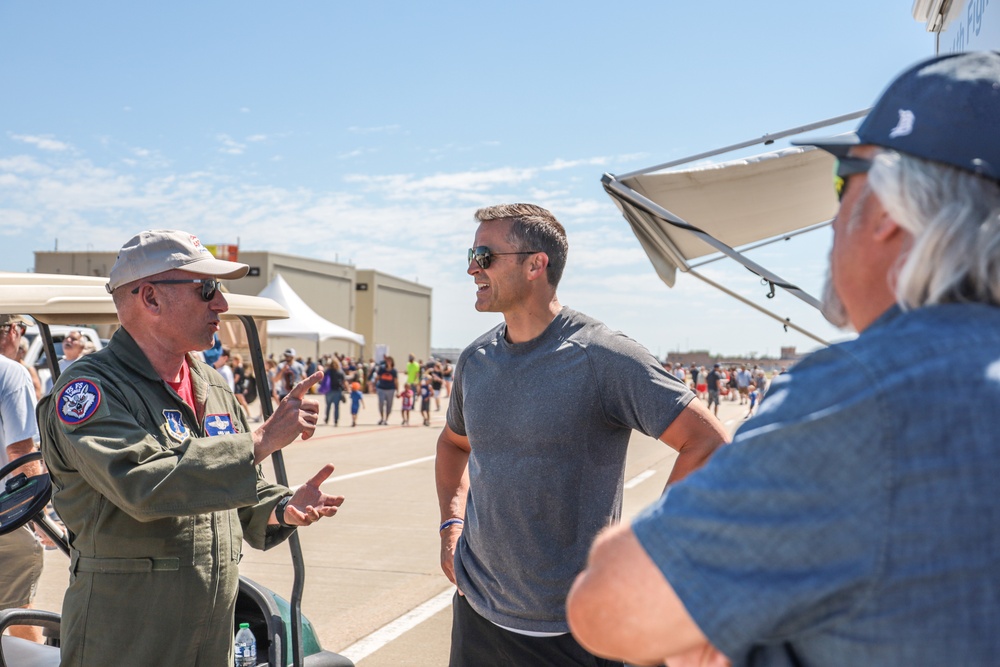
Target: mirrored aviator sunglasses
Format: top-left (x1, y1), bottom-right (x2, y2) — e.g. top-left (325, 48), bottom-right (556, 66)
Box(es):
top-left (132, 278), bottom-right (221, 301)
top-left (834, 157), bottom-right (873, 202)
top-left (467, 246), bottom-right (540, 270)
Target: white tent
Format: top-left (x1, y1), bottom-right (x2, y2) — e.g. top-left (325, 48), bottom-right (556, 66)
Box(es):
top-left (256, 274), bottom-right (365, 357)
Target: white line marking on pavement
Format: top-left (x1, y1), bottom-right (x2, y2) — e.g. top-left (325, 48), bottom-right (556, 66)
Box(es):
top-left (319, 455), bottom-right (436, 488)
top-left (339, 588), bottom-right (454, 664)
top-left (624, 470), bottom-right (656, 489)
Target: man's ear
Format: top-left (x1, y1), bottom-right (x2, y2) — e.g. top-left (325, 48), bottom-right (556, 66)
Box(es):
top-left (873, 211), bottom-right (903, 243)
top-left (526, 252), bottom-right (549, 280)
top-left (869, 196), bottom-right (903, 244)
top-left (138, 284), bottom-right (160, 312)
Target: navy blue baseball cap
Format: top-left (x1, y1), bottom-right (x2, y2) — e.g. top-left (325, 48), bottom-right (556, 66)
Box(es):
top-left (794, 51), bottom-right (1000, 181)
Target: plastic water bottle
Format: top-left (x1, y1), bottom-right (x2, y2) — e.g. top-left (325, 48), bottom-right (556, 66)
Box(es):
top-left (234, 622), bottom-right (257, 666)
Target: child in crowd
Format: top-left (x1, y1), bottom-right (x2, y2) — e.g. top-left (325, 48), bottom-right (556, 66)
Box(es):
top-left (350, 381), bottom-right (365, 427)
top-left (420, 376), bottom-right (432, 427)
top-left (745, 383), bottom-right (759, 420)
top-left (399, 384), bottom-right (414, 426)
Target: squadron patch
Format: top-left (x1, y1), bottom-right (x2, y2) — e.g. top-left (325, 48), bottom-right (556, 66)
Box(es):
top-left (204, 414), bottom-right (235, 436)
top-left (163, 410), bottom-right (189, 442)
top-left (57, 379), bottom-right (102, 426)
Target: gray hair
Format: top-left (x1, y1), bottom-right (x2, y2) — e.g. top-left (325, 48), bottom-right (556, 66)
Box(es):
top-left (868, 150), bottom-right (1000, 308)
top-left (474, 203), bottom-right (569, 287)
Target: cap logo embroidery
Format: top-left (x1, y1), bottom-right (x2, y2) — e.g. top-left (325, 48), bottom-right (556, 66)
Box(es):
top-left (190, 234), bottom-right (211, 256)
top-left (57, 380), bottom-right (102, 425)
top-left (889, 109), bottom-right (915, 139)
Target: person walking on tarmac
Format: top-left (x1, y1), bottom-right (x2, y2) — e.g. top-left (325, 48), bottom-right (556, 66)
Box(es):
top-left (38, 230), bottom-right (345, 667)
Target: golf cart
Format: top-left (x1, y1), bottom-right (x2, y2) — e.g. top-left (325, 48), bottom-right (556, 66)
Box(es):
top-left (0, 273), bottom-right (353, 667)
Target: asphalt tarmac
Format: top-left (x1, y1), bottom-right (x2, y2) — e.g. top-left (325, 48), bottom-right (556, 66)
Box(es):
top-left (31, 389), bottom-right (752, 666)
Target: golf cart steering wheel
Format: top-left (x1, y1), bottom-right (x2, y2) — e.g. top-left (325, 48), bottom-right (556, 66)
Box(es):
top-left (0, 452), bottom-right (51, 536)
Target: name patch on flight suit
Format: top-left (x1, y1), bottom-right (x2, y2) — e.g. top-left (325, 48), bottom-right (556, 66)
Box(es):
top-left (204, 414), bottom-right (236, 435)
top-left (57, 379), bottom-right (105, 427)
top-left (162, 410), bottom-right (189, 442)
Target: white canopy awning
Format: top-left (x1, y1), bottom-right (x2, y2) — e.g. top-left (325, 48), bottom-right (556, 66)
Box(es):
top-left (257, 274), bottom-right (365, 348)
top-left (603, 135), bottom-right (858, 347)
top-left (607, 146), bottom-right (838, 287)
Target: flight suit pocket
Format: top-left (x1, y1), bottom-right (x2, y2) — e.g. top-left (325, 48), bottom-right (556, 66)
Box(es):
top-left (227, 509), bottom-right (243, 562)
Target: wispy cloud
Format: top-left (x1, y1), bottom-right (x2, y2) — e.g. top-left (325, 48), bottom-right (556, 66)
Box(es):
top-left (543, 157), bottom-right (611, 171)
top-left (428, 140), bottom-right (502, 156)
top-left (9, 134), bottom-right (72, 152)
top-left (337, 148), bottom-right (372, 160)
top-left (348, 124), bottom-right (402, 135)
top-left (216, 134), bottom-right (246, 155)
top-left (0, 155), bottom-right (52, 176)
top-left (345, 165), bottom-right (540, 203)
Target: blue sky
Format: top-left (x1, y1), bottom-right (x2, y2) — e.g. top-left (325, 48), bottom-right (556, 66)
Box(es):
top-left (0, 2), bottom-right (935, 357)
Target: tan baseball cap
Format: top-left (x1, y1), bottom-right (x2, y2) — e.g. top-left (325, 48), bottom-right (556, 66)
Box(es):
top-left (106, 230), bottom-right (249, 293)
top-left (0, 314), bottom-right (33, 328)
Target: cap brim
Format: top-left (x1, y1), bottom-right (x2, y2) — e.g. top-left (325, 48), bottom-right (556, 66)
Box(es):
top-left (0, 315), bottom-right (35, 327)
top-left (791, 131), bottom-right (860, 158)
top-left (176, 256), bottom-right (250, 281)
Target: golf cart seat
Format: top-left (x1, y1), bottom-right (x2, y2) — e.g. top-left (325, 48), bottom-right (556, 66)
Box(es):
top-left (0, 609), bottom-right (60, 667)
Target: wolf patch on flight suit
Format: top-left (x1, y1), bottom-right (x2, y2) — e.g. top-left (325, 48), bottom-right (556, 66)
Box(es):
top-left (162, 409), bottom-right (189, 442)
top-left (57, 378), bottom-right (110, 430)
top-left (204, 413), bottom-right (236, 435)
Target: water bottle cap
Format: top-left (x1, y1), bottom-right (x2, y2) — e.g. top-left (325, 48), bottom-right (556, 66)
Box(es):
top-left (239, 623), bottom-right (250, 629)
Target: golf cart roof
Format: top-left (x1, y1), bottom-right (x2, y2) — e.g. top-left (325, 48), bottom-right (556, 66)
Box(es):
top-left (0, 272), bottom-right (289, 324)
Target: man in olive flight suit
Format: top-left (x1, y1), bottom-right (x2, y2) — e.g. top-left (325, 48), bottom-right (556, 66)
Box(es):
top-left (38, 230), bottom-right (345, 667)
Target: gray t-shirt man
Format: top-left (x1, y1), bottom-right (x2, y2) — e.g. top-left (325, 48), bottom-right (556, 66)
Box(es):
top-left (447, 307), bottom-right (693, 633)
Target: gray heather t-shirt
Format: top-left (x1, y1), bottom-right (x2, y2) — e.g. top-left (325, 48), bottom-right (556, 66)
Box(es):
top-left (448, 307), bottom-right (693, 633)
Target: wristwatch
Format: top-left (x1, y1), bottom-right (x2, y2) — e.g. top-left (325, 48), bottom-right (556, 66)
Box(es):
top-left (275, 496), bottom-right (293, 527)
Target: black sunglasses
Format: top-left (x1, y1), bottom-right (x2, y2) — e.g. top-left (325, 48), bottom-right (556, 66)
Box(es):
top-left (834, 157), bottom-right (873, 202)
top-left (131, 278), bottom-right (221, 302)
top-left (467, 246), bottom-right (540, 270)
top-left (2, 322), bottom-right (27, 335)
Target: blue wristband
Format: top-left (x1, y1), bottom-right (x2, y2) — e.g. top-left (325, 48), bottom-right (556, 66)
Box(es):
top-left (439, 518), bottom-right (464, 532)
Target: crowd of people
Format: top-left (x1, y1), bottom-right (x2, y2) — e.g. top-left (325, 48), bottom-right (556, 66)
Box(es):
top-left (664, 362), bottom-right (776, 420)
top-left (665, 362), bottom-right (771, 401)
top-left (216, 346), bottom-right (455, 427)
